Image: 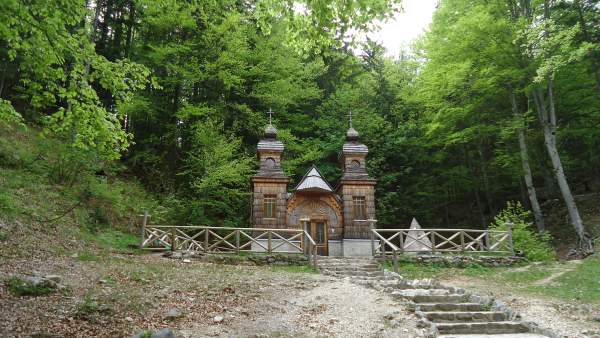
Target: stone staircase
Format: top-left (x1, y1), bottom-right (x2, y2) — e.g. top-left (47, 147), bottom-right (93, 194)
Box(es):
top-left (317, 257), bottom-right (551, 338)
top-left (318, 257), bottom-right (384, 278)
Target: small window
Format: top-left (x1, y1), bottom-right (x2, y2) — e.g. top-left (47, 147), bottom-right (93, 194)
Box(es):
top-left (263, 194), bottom-right (276, 219)
top-left (353, 196), bottom-right (367, 220)
top-left (265, 157), bottom-right (276, 169)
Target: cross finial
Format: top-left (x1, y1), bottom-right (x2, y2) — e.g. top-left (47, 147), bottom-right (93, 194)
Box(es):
top-left (348, 111), bottom-right (353, 128)
top-left (267, 108), bottom-right (274, 125)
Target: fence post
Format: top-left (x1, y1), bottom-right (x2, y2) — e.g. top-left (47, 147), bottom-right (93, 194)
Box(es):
top-left (430, 231), bottom-right (436, 253)
top-left (393, 249), bottom-right (398, 273)
top-left (139, 211), bottom-right (149, 249)
top-left (204, 228), bottom-right (209, 253)
top-left (170, 228), bottom-right (177, 252)
top-left (268, 230), bottom-right (272, 254)
top-left (485, 229), bottom-right (491, 251)
top-left (369, 221), bottom-right (375, 257)
top-left (301, 218), bottom-right (309, 256)
top-left (399, 230), bottom-right (405, 254)
top-left (460, 231), bottom-right (465, 252)
top-left (313, 244), bottom-right (318, 270)
top-left (507, 222), bottom-right (515, 255)
top-left (235, 229), bottom-right (240, 254)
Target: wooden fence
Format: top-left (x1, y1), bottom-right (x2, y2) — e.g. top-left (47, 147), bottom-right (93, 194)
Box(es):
top-left (140, 225), bottom-right (319, 268)
top-left (370, 227), bottom-right (514, 272)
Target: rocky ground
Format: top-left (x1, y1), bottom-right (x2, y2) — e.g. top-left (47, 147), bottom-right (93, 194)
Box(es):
top-left (182, 277), bottom-right (421, 337)
top-left (441, 273), bottom-right (600, 338)
top-left (0, 253), bottom-right (421, 338)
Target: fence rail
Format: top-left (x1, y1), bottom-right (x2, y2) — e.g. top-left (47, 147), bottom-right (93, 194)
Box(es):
top-left (371, 228), bottom-right (514, 255)
top-left (140, 225), bottom-right (319, 268)
top-left (370, 227), bottom-right (514, 272)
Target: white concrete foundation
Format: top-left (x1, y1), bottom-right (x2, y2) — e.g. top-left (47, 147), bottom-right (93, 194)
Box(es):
top-left (251, 239), bottom-right (303, 253)
top-left (342, 239), bottom-right (376, 257)
top-left (327, 240), bottom-right (343, 256)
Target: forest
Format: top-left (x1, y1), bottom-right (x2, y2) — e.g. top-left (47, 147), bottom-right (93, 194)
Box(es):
top-left (1, 0), bottom-right (599, 252)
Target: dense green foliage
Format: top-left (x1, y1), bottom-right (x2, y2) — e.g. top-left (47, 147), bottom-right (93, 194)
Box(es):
top-left (1, 0), bottom-right (599, 248)
top-left (490, 202), bottom-right (555, 261)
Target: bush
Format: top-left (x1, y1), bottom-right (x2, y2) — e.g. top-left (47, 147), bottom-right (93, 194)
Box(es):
top-left (490, 201), bottom-right (555, 262)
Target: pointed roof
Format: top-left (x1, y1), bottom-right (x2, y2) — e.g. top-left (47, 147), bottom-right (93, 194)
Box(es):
top-left (294, 165), bottom-right (334, 193)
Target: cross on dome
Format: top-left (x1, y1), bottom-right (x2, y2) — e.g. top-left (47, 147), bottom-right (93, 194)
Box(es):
top-left (348, 111), bottom-right (353, 128)
top-left (267, 108), bottom-right (274, 125)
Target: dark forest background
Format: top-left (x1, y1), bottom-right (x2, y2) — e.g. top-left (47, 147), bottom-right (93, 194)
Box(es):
top-left (1, 0), bottom-right (599, 248)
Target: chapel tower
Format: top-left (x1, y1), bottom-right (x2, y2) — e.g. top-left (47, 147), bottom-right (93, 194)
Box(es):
top-left (336, 117), bottom-right (377, 239)
top-left (251, 116), bottom-right (289, 228)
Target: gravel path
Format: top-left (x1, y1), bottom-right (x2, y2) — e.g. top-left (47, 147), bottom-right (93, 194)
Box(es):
top-left (181, 277), bottom-right (424, 338)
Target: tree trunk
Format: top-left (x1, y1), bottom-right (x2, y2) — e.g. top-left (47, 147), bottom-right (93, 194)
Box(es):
top-left (465, 148), bottom-right (488, 228)
top-left (510, 89), bottom-right (545, 232)
top-left (534, 1), bottom-right (593, 251)
top-left (574, 0), bottom-right (600, 92)
top-left (477, 143), bottom-right (496, 217)
top-left (124, 0), bottom-right (136, 58)
top-left (533, 85), bottom-right (592, 251)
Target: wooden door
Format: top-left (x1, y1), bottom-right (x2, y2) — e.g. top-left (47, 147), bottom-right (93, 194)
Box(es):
top-left (310, 220), bottom-right (328, 256)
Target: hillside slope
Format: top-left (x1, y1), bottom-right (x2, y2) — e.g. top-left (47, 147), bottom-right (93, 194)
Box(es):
top-left (0, 124), bottom-right (158, 259)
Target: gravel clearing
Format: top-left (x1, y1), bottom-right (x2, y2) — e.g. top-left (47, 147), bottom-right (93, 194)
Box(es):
top-left (182, 277), bottom-right (423, 338)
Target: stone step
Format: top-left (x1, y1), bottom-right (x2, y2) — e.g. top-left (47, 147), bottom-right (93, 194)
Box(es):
top-left (435, 321), bottom-right (530, 335)
top-left (416, 303), bottom-right (484, 312)
top-left (319, 264), bottom-right (381, 270)
top-left (404, 294), bottom-right (471, 304)
top-left (321, 270), bottom-right (385, 277)
top-left (392, 289), bottom-right (452, 297)
top-left (424, 311), bottom-right (508, 323)
top-left (320, 266), bottom-right (383, 272)
top-left (317, 259), bottom-right (377, 264)
top-left (438, 334), bottom-right (549, 338)
top-left (373, 279), bottom-right (444, 290)
top-left (317, 263), bottom-right (379, 268)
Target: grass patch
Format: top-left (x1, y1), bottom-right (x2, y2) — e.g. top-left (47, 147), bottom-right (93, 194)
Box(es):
top-left (76, 250), bottom-right (102, 262)
top-left (91, 229), bottom-right (141, 253)
top-left (391, 257), bottom-right (600, 304)
top-left (500, 266), bottom-right (554, 283)
top-left (531, 257), bottom-right (600, 302)
top-left (75, 295), bottom-right (114, 321)
top-left (6, 277), bottom-right (56, 297)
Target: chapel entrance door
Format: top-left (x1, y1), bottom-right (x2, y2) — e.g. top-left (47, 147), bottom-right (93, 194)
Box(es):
top-left (310, 220), bottom-right (328, 256)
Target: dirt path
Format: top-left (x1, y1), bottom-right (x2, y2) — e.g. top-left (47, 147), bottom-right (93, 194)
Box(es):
top-left (181, 276), bottom-right (422, 338)
top-left (532, 260), bottom-right (582, 286)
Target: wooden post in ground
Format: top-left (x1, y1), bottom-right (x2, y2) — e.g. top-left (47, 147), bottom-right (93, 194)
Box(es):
top-left (139, 211), bottom-right (149, 249)
top-left (392, 249), bottom-right (398, 273)
top-left (506, 222), bottom-right (515, 255)
top-left (235, 230), bottom-right (240, 254)
top-left (267, 230), bottom-right (272, 254)
top-left (460, 231), bottom-right (465, 252)
top-left (204, 229), bottom-right (209, 254)
top-left (313, 244), bottom-right (318, 270)
top-left (171, 228), bottom-right (177, 251)
top-left (300, 218), bottom-right (310, 257)
top-left (369, 220), bottom-right (375, 256)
